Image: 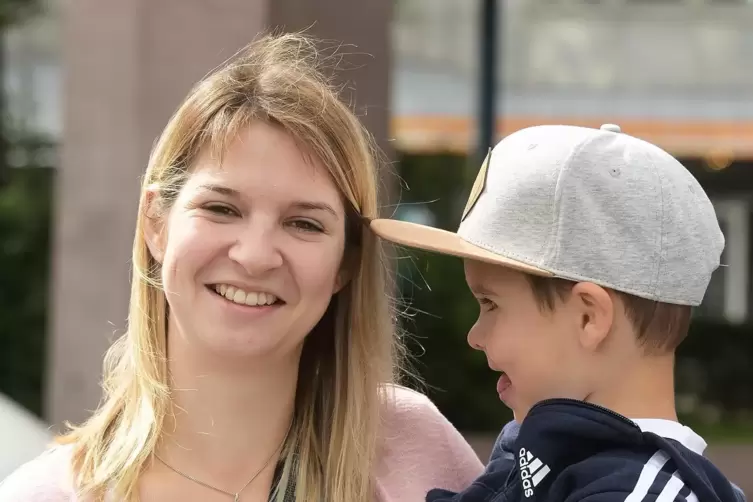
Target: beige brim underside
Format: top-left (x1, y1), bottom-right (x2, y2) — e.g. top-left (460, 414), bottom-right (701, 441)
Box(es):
top-left (370, 219), bottom-right (553, 277)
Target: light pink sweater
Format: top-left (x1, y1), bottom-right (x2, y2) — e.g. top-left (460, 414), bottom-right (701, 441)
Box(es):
top-left (0, 386), bottom-right (484, 501)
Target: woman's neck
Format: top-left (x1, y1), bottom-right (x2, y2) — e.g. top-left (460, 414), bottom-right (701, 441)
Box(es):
top-left (156, 334), bottom-right (300, 489)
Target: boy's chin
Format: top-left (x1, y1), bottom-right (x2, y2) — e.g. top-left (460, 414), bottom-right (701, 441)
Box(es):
top-left (511, 403), bottom-right (533, 422)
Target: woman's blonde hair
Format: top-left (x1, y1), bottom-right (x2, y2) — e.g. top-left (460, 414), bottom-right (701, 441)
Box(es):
top-left (57, 32), bottom-right (405, 502)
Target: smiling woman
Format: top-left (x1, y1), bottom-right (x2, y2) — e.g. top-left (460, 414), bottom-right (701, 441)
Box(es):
top-left (145, 121), bottom-right (354, 363)
top-left (0, 33), bottom-right (483, 502)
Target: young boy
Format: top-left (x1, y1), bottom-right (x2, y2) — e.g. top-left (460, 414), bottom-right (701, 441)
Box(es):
top-left (370, 124), bottom-right (746, 502)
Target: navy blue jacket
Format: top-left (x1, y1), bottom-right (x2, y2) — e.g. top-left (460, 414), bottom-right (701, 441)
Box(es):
top-left (427, 399), bottom-right (746, 502)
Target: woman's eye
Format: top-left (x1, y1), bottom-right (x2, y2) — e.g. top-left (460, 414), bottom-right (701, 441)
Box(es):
top-left (203, 204), bottom-right (238, 217)
top-left (289, 219), bottom-right (324, 233)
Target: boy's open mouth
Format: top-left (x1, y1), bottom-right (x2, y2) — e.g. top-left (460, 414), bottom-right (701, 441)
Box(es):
top-left (497, 371), bottom-right (512, 396)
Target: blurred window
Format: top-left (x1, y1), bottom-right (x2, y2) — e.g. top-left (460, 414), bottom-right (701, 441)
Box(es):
top-left (697, 198), bottom-right (751, 324)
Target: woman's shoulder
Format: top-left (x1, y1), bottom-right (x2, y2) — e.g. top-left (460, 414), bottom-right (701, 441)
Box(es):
top-left (379, 383), bottom-right (436, 419)
top-left (378, 384), bottom-right (460, 432)
top-left (377, 384), bottom-right (480, 454)
top-left (0, 443), bottom-right (76, 501)
top-left (375, 384), bottom-right (484, 499)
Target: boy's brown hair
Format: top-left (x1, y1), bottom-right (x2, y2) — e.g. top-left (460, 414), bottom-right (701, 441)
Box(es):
top-left (526, 275), bottom-right (692, 353)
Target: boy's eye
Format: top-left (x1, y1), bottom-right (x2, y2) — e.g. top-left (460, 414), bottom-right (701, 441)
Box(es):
top-left (477, 297), bottom-right (497, 311)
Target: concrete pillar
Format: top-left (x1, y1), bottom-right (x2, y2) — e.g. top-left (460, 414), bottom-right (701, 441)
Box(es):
top-left (48, 0), bottom-right (392, 426)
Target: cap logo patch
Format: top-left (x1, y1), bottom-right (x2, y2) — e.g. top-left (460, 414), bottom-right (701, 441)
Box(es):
top-left (462, 148), bottom-right (491, 221)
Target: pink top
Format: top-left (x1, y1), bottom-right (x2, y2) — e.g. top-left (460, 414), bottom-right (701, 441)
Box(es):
top-left (0, 386), bottom-right (484, 501)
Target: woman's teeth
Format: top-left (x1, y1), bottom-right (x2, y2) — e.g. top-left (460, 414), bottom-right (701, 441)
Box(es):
top-left (213, 284), bottom-right (278, 306)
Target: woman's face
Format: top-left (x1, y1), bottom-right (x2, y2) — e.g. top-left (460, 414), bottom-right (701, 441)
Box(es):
top-left (146, 121), bottom-right (348, 361)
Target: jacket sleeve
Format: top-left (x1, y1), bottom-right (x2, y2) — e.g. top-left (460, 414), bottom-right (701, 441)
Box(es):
top-left (426, 420), bottom-right (521, 502)
top-left (490, 421), bottom-right (520, 463)
top-left (732, 482), bottom-right (747, 502)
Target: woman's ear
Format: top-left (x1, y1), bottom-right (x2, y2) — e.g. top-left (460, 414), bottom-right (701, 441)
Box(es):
top-left (332, 249), bottom-right (358, 295)
top-left (143, 188), bottom-right (166, 264)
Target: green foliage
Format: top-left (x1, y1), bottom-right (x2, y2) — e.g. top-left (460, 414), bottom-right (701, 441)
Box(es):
top-left (0, 137), bottom-right (55, 417)
top-left (400, 249), bottom-right (514, 431)
top-left (393, 151), bottom-right (514, 430)
top-left (0, 0), bottom-right (49, 416)
top-left (0, 0), bottom-right (39, 29)
top-left (676, 320), bottom-right (753, 431)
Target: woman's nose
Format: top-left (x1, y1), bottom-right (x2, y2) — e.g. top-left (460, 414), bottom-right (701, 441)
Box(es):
top-left (227, 222), bottom-right (284, 275)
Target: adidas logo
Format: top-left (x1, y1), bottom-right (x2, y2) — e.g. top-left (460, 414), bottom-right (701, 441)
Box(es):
top-left (519, 447), bottom-right (551, 498)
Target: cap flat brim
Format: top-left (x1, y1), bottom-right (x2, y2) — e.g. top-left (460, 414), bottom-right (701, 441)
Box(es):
top-left (370, 219), bottom-right (553, 277)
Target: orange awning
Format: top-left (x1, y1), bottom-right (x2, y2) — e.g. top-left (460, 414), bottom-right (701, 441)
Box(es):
top-left (392, 115), bottom-right (753, 160)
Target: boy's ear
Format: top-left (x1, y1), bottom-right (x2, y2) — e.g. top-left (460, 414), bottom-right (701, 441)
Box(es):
top-left (569, 282), bottom-right (614, 351)
top-left (143, 188), bottom-right (166, 264)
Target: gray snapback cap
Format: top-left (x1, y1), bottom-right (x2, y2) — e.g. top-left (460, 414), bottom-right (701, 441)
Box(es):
top-left (371, 124), bottom-right (725, 306)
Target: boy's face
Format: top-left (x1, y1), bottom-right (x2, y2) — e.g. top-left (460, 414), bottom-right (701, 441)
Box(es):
top-left (464, 260), bottom-right (595, 421)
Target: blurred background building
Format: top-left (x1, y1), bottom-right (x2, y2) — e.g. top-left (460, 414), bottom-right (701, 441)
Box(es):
top-left (393, 0), bottom-right (752, 324)
top-left (1, 0), bottom-right (751, 493)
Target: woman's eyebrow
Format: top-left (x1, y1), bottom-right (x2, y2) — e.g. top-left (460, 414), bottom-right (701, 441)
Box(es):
top-left (195, 183), bottom-right (240, 198)
top-left (290, 201), bottom-right (339, 219)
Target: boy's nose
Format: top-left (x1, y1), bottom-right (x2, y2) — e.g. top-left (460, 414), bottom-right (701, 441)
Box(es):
top-left (467, 326), bottom-right (485, 351)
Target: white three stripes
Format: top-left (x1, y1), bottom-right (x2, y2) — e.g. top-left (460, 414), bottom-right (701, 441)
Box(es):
top-left (685, 491), bottom-right (699, 502)
top-left (624, 450), bottom-right (698, 502)
top-left (524, 451), bottom-right (551, 487)
top-left (656, 471), bottom-right (685, 502)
